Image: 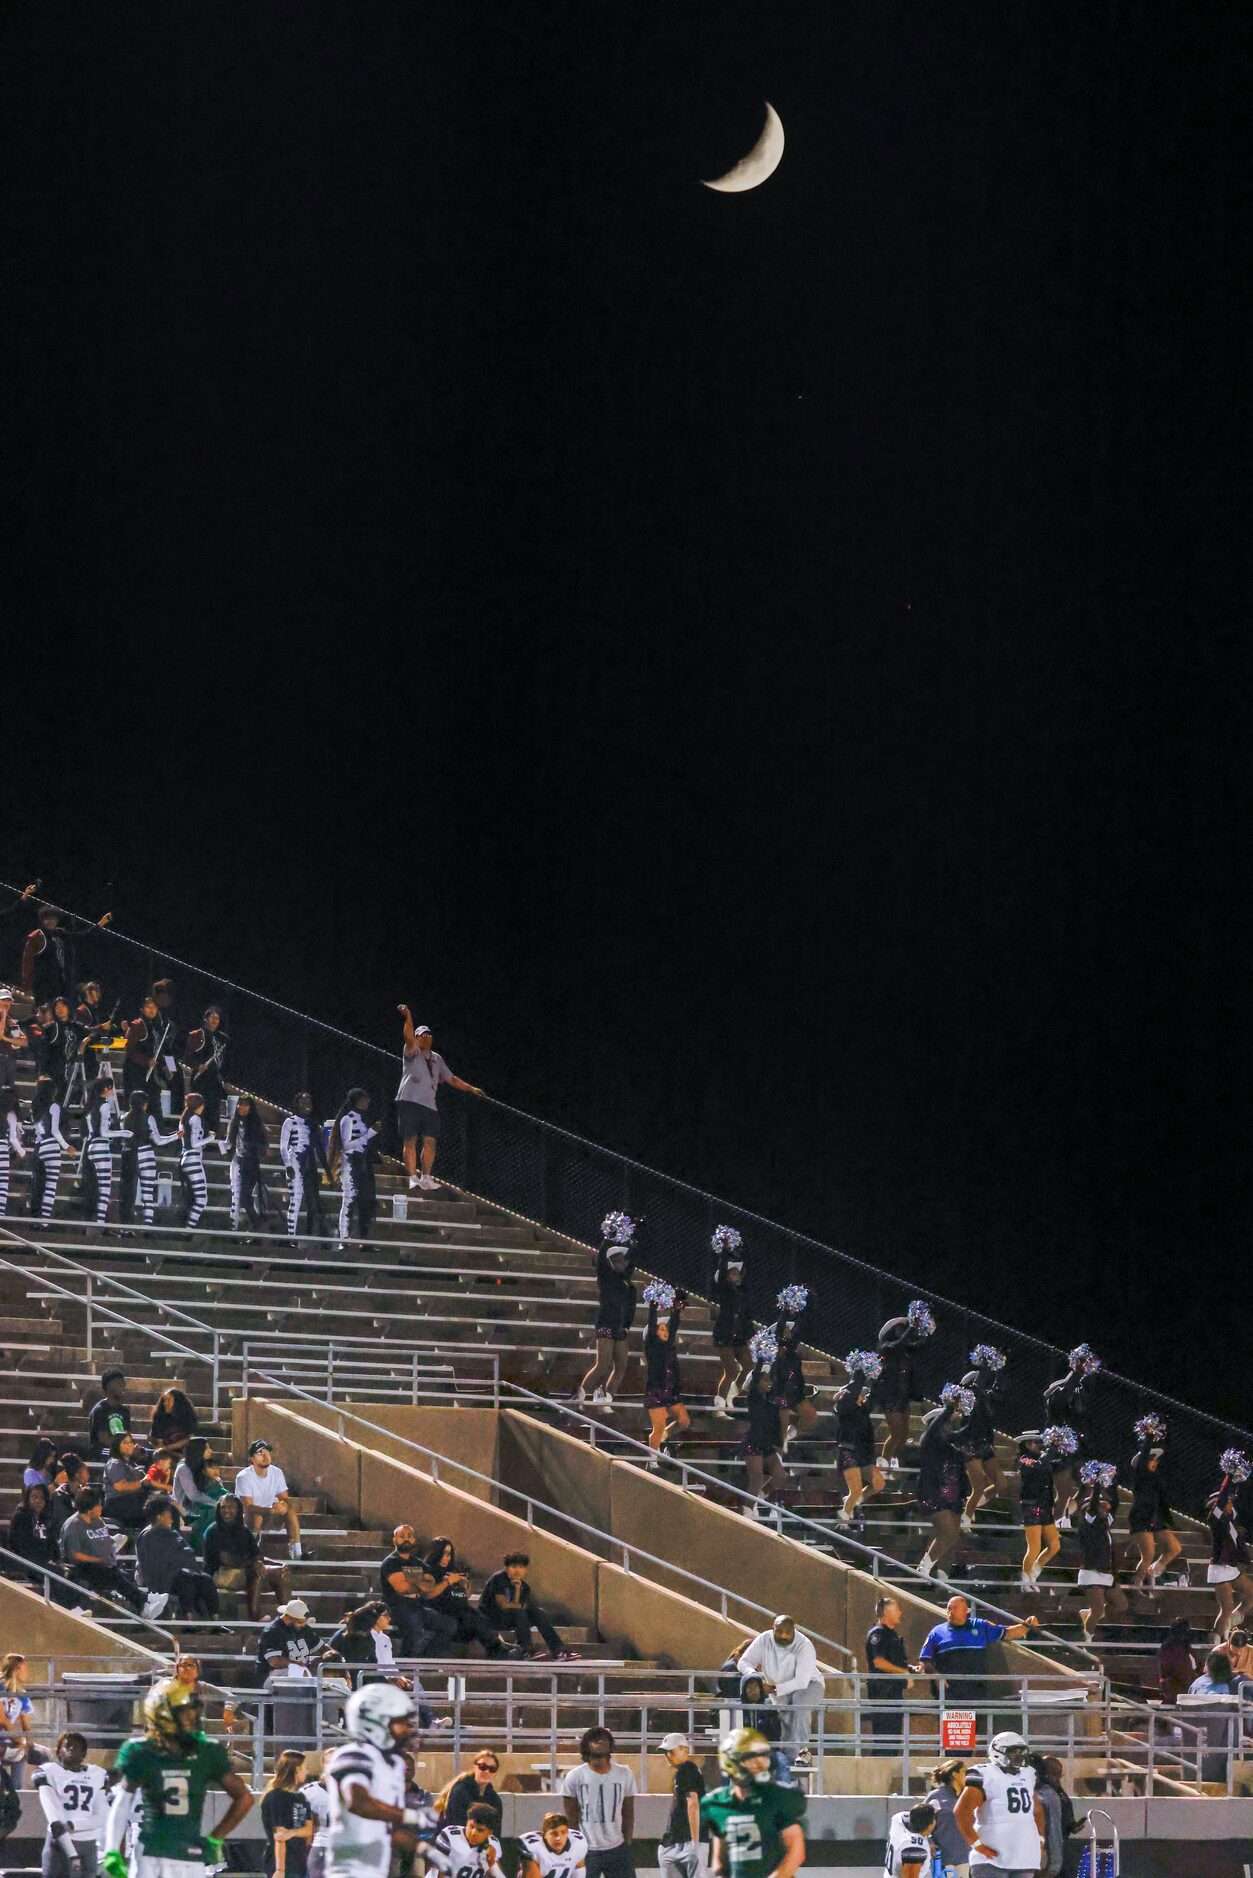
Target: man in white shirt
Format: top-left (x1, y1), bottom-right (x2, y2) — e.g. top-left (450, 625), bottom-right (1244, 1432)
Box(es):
top-left (737, 1615), bottom-right (826, 1766)
top-left (561, 1726), bottom-right (636, 1878)
top-left (395, 1007), bottom-right (482, 1191)
top-left (235, 1438), bottom-right (304, 1558)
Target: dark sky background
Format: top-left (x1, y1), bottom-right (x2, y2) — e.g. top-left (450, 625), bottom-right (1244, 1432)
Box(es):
top-left (5, 5), bottom-right (1251, 1420)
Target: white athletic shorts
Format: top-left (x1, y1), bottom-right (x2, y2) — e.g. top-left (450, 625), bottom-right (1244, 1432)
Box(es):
top-left (1076, 1569), bottom-right (1114, 1586)
top-left (1207, 1563), bottom-right (1240, 1584)
top-left (132, 1859), bottom-right (205, 1878)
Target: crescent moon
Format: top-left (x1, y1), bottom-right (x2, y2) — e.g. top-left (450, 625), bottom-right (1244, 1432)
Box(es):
top-left (702, 102), bottom-right (785, 193)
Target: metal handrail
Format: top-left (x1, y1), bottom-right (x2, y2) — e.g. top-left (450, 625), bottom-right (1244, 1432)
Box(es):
top-left (0, 1541), bottom-right (181, 1650)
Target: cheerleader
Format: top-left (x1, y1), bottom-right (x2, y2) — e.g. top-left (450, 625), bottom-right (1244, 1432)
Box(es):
top-left (835, 1352), bottom-right (884, 1526)
top-left (741, 1328), bottom-right (787, 1512)
top-left (31, 1076), bottom-right (74, 1220)
top-left (119, 1089), bottom-right (178, 1225)
top-left (643, 1283), bottom-right (690, 1464)
top-left (178, 1091), bottom-right (223, 1228)
top-left (915, 1385), bottom-right (973, 1583)
top-left (959, 1345), bottom-right (1007, 1533)
top-left (79, 1078), bottom-right (131, 1225)
top-left (1127, 1413), bottom-right (1183, 1591)
top-left (331, 1088), bottom-right (377, 1242)
top-left (0, 1089), bottom-right (26, 1216)
top-left (1075, 1463), bottom-right (1126, 1641)
top-left (226, 1095), bottom-right (270, 1229)
top-left (279, 1092), bottom-right (330, 1238)
top-left (1207, 1451), bottom-right (1253, 1640)
top-left (1017, 1428), bottom-right (1075, 1592)
top-left (185, 1005), bottom-right (229, 1132)
top-left (772, 1285), bottom-right (817, 1452)
top-left (874, 1300), bottom-right (937, 1470)
top-left (577, 1212), bottom-right (638, 1411)
top-left (711, 1226), bottom-right (753, 1415)
top-left (1043, 1344), bottom-right (1101, 1527)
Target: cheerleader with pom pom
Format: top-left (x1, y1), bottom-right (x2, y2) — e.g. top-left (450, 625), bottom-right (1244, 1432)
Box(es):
top-left (874, 1299), bottom-right (936, 1471)
top-left (772, 1285), bottom-right (817, 1452)
top-left (643, 1282), bottom-right (690, 1463)
top-left (1043, 1344), bottom-right (1101, 1527)
top-left (834, 1352), bottom-right (883, 1526)
top-left (915, 1385), bottom-right (973, 1583)
top-left (742, 1327), bottom-right (787, 1514)
top-left (1016, 1427), bottom-right (1076, 1592)
top-left (1128, 1413), bottom-right (1183, 1591)
top-left (577, 1213), bottom-right (638, 1411)
top-left (1207, 1452), bottom-right (1253, 1641)
top-left (711, 1226), bottom-right (753, 1415)
top-left (1076, 1463), bottom-right (1127, 1640)
top-left (959, 1345), bottom-right (1007, 1534)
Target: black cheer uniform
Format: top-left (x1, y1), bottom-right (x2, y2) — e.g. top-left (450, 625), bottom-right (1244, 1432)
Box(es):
top-left (643, 1303), bottom-right (683, 1409)
top-left (712, 1257), bottom-right (753, 1347)
top-left (916, 1406), bottom-right (970, 1514)
top-left (593, 1243), bottom-right (636, 1340)
top-left (1128, 1446), bottom-right (1175, 1535)
top-left (834, 1382), bottom-right (876, 1473)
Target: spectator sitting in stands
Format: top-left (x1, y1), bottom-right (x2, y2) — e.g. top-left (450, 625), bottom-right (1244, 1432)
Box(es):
top-left (48, 1455), bottom-right (88, 1548)
top-left (1157, 1618), bottom-right (1199, 1705)
top-left (145, 1451), bottom-right (177, 1504)
top-left (381, 1525), bottom-right (452, 1659)
top-left (420, 1538), bottom-right (508, 1659)
top-left (23, 1439), bottom-right (59, 1492)
top-left (183, 1458), bottom-right (226, 1554)
top-left (204, 1495), bottom-right (291, 1621)
top-left (86, 1369), bottom-right (131, 1460)
top-left (150, 1388), bottom-right (199, 1456)
top-left (173, 1436), bottom-right (216, 1516)
top-left (736, 1675), bottom-right (787, 1782)
top-left (236, 1439), bottom-right (305, 1560)
top-left (1188, 1648), bottom-right (1247, 1696)
top-left (136, 1494), bottom-right (220, 1620)
top-left (7, 1483), bottom-right (61, 1593)
top-left (323, 1600), bottom-right (440, 1728)
top-left (59, 1485), bottom-right (157, 1618)
top-left (437, 1752), bottom-right (502, 1830)
top-left (104, 1432), bottom-right (151, 1530)
top-left (256, 1597), bottom-right (340, 1680)
top-left (479, 1552), bottom-right (581, 1662)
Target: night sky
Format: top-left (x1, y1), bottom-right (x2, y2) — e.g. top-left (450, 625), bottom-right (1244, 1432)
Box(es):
top-left (6, 6), bottom-right (1250, 1421)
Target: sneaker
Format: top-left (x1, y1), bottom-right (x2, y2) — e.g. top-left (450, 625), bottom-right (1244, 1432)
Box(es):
top-left (430, 1716), bottom-right (452, 1730)
top-left (590, 1388), bottom-right (606, 1406)
top-left (143, 1591), bottom-right (169, 1619)
top-left (555, 1649), bottom-right (583, 1660)
top-left (725, 1380), bottom-right (740, 1408)
top-left (886, 1456), bottom-right (901, 1472)
top-left (417, 1175), bottom-right (439, 1191)
top-left (1020, 1572), bottom-right (1037, 1592)
top-left (713, 1394), bottom-right (727, 1411)
top-left (72, 1606), bottom-right (93, 1618)
top-left (916, 1555), bottom-right (934, 1580)
top-left (933, 1568), bottom-right (951, 1585)
top-left (601, 1394), bottom-right (614, 1413)
top-left (791, 1749), bottom-right (813, 1768)
top-left (646, 1454), bottom-right (660, 1471)
top-left (1055, 1514), bottom-right (1072, 1530)
top-left (835, 1510), bottom-right (852, 1527)
top-left (408, 1174), bottom-right (420, 1191)
top-left (960, 1514), bottom-right (974, 1534)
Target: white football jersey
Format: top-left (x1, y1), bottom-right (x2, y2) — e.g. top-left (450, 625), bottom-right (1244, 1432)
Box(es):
top-left (967, 1761), bottom-right (1039, 1870)
top-left (325, 1738), bottom-right (406, 1869)
top-left (883, 1809), bottom-right (932, 1875)
top-left (520, 1828), bottom-right (588, 1878)
top-left (434, 1825), bottom-right (504, 1878)
top-left (302, 1778), bottom-right (331, 1850)
top-left (34, 1761), bottom-right (111, 1841)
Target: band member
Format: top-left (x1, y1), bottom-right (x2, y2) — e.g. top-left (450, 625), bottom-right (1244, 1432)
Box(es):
top-left (21, 903), bottom-right (73, 1005)
top-left (280, 1093), bottom-right (330, 1238)
top-left (149, 979), bottom-right (186, 1113)
top-left (123, 997), bottom-right (162, 1102)
top-left (32, 1076), bottom-right (75, 1220)
top-left (0, 1088), bottom-right (27, 1216)
top-left (178, 1092), bottom-right (224, 1229)
top-left (226, 1095), bottom-right (270, 1230)
top-left (0, 987), bottom-right (27, 1100)
top-left (331, 1089), bottom-right (378, 1242)
top-left (185, 1007), bottom-right (229, 1133)
top-left (80, 1079), bottom-right (132, 1226)
top-left (74, 981), bottom-right (118, 1090)
top-left (120, 1089), bottom-right (178, 1226)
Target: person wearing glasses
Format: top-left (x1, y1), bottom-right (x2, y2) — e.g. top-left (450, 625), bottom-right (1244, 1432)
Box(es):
top-left (439, 1754), bottom-right (502, 1831)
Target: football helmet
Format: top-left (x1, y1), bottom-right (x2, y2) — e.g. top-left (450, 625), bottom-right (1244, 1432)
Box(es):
top-left (142, 1679), bottom-right (202, 1750)
top-left (344, 1681), bottom-right (416, 1751)
top-left (718, 1727), bottom-right (773, 1784)
top-left (989, 1730), bottom-right (1029, 1773)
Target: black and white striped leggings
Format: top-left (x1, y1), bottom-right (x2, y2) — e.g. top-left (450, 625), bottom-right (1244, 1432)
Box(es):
top-left (0, 1140), bottom-right (19, 1215)
top-left (180, 1149), bottom-right (208, 1226)
top-left (82, 1138), bottom-right (114, 1224)
top-left (122, 1142), bottom-right (159, 1225)
top-left (33, 1143), bottom-right (62, 1219)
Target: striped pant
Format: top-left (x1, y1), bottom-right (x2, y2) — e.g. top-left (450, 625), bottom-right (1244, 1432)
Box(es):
top-left (33, 1143), bottom-right (62, 1219)
top-left (179, 1150), bottom-right (207, 1226)
top-left (121, 1141), bottom-right (159, 1224)
top-left (287, 1162), bottom-right (324, 1236)
top-left (83, 1138), bottom-right (113, 1223)
top-left (0, 1141), bottom-right (18, 1215)
top-left (339, 1151), bottom-right (374, 1240)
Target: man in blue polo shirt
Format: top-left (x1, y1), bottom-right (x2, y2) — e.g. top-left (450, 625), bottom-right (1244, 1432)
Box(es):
top-left (919, 1595), bottom-right (1039, 1706)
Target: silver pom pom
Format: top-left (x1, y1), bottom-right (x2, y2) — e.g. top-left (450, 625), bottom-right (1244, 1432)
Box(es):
top-left (907, 1299), bottom-right (937, 1337)
top-left (775, 1284), bottom-right (810, 1317)
top-left (711, 1224), bottom-right (743, 1255)
top-left (749, 1326), bottom-right (779, 1367)
top-left (940, 1383), bottom-right (975, 1416)
top-left (969, 1343), bottom-right (1007, 1372)
top-left (1042, 1424), bottom-right (1079, 1457)
top-left (844, 1349), bottom-right (883, 1381)
top-left (643, 1280), bottom-right (675, 1311)
top-left (601, 1211), bottom-right (636, 1246)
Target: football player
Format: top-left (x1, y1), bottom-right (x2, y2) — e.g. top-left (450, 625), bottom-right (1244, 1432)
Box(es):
top-left (433, 1802), bottom-right (503, 1878)
top-left (700, 1729), bottom-right (806, 1878)
top-left (35, 1731), bottom-right (115, 1878)
top-left (520, 1813), bottom-right (589, 1878)
top-left (954, 1732), bottom-right (1046, 1874)
top-left (324, 1684), bottom-right (441, 1878)
top-left (102, 1679), bottom-right (252, 1878)
top-left (882, 1801), bottom-right (935, 1876)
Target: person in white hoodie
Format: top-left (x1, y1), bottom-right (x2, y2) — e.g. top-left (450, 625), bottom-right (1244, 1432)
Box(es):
top-left (736, 1616), bottom-right (825, 1766)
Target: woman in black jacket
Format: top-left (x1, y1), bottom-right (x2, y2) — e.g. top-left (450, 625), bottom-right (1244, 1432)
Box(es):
top-left (711, 1226), bottom-right (753, 1415)
top-left (874, 1300), bottom-right (937, 1471)
top-left (1076, 1464), bottom-right (1126, 1642)
top-left (1043, 1344), bottom-right (1100, 1528)
top-left (916, 1385), bottom-right (973, 1584)
top-left (643, 1284), bottom-right (690, 1464)
top-left (7, 1482), bottom-right (59, 1589)
top-left (227, 1095), bottom-right (270, 1230)
top-left (576, 1213), bottom-right (637, 1412)
top-left (420, 1540), bottom-right (507, 1657)
top-left (1128, 1414), bottom-right (1183, 1591)
top-left (959, 1344), bottom-right (1006, 1534)
top-left (771, 1286), bottom-right (817, 1452)
top-left (835, 1352), bottom-right (883, 1527)
top-left (741, 1330), bottom-right (787, 1513)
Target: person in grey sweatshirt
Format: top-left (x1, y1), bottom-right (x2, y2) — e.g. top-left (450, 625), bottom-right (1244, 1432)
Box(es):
top-left (136, 1494), bottom-right (219, 1619)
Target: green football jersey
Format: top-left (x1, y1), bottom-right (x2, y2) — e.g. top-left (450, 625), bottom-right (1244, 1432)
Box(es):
top-left (114, 1731), bottom-right (233, 1858)
top-left (700, 1781), bottom-right (807, 1878)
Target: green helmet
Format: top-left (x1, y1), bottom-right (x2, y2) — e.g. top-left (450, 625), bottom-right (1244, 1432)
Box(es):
top-left (142, 1679), bottom-right (202, 1752)
top-left (718, 1727), bottom-right (773, 1784)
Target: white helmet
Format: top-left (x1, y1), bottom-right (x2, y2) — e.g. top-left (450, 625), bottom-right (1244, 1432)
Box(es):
top-left (989, 1730), bottom-right (1029, 1773)
top-left (344, 1682), bottom-right (416, 1750)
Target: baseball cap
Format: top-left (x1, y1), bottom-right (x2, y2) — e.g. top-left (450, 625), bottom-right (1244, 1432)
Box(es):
top-left (247, 1439), bottom-right (272, 1457)
top-left (658, 1732), bottom-right (690, 1752)
top-left (279, 1598), bottom-right (311, 1620)
top-left (416, 1024), bottom-right (432, 1037)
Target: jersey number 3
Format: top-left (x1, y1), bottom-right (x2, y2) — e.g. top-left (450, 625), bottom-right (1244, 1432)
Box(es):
top-left (161, 1771), bottom-right (191, 1816)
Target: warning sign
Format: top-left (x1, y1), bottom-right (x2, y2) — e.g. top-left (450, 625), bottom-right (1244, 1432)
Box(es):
top-left (940, 1711), bottom-right (977, 1754)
